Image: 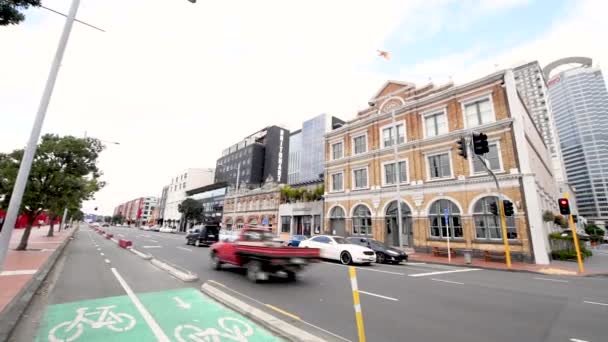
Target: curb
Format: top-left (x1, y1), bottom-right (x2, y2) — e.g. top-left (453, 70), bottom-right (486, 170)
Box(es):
top-left (0, 226), bottom-right (78, 342)
top-left (128, 247), bottom-right (153, 260)
top-left (201, 283), bottom-right (325, 342)
top-left (151, 258), bottom-right (198, 282)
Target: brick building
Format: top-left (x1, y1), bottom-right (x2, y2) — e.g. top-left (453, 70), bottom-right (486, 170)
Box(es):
top-left (222, 179), bottom-right (281, 234)
top-left (323, 70), bottom-right (560, 264)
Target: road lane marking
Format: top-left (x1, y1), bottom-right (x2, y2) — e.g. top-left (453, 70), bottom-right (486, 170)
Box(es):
top-left (409, 268), bottom-right (480, 277)
top-left (0, 269), bottom-right (38, 276)
top-left (534, 277), bottom-right (569, 283)
top-left (105, 259), bottom-right (111, 264)
top-left (206, 280), bottom-right (351, 342)
top-left (142, 245), bottom-right (162, 249)
top-left (117, 234), bottom-right (124, 237)
top-left (322, 262), bottom-right (405, 275)
top-left (570, 338), bottom-right (589, 342)
top-left (97, 248), bottom-right (101, 251)
top-left (265, 304), bottom-right (301, 320)
top-left (100, 253), bottom-right (105, 256)
top-left (584, 300), bottom-right (608, 306)
top-left (176, 247), bottom-right (193, 252)
top-left (431, 278), bottom-right (464, 285)
top-left (110, 268), bottom-right (170, 342)
top-left (358, 290), bottom-right (399, 301)
top-left (148, 239), bottom-right (159, 243)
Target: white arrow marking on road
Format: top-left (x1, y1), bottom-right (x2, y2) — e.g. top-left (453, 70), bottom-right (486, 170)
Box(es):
top-left (173, 296), bottom-right (191, 309)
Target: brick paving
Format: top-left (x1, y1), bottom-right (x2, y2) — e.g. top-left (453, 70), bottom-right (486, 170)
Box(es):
top-left (0, 226), bottom-right (73, 313)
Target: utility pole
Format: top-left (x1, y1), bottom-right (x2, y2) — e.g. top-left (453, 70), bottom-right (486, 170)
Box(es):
top-left (0, 0), bottom-right (81, 272)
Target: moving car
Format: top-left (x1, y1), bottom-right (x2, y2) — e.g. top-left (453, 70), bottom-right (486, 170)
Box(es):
top-left (186, 225), bottom-right (220, 247)
top-left (298, 235), bottom-right (375, 265)
top-left (210, 228), bottom-right (320, 282)
top-left (346, 237), bottom-right (408, 264)
top-left (286, 235), bottom-right (308, 247)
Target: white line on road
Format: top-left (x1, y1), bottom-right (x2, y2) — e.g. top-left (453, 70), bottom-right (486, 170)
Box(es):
top-left (148, 239), bottom-right (159, 243)
top-left (534, 277), bottom-right (569, 283)
top-left (142, 245), bottom-right (162, 249)
top-left (176, 247), bottom-right (193, 252)
top-left (358, 290), bottom-right (399, 301)
top-left (584, 300), bottom-right (608, 306)
top-left (0, 269), bottom-right (38, 276)
top-left (322, 262), bottom-right (405, 275)
top-left (409, 268), bottom-right (480, 277)
top-left (105, 259), bottom-right (111, 264)
top-left (570, 338), bottom-right (589, 342)
top-left (97, 248), bottom-right (101, 251)
top-left (111, 268), bottom-right (170, 342)
top-left (117, 234), bottom-right (124, 237)
top-left (431, 278), bottom-right (464, 285)
top-left (100, 253), bottom-right (104, 256)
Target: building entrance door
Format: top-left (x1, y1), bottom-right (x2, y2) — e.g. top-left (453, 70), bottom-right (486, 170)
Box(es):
top-left (329, 206), bottom-right (346, 236)
top-left (385, 201), bottom-right (413, 247)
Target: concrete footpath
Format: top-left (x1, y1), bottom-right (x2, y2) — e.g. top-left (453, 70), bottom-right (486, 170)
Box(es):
top-left (0, 224), bottom-right (76, 340)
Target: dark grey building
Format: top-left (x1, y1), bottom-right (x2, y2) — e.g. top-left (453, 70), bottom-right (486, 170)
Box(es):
top-left (215, 126), bottom-right (290, 187)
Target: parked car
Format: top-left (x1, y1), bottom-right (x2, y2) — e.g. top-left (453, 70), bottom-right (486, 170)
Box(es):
top-left (298, 235), bottom-right (375, 265)
top-left (210, 228), bottom-right (320, 282)
top-left (287, 235), bottom-right (308, 247)
top-left (186, 225), bottom-right (220, 247)
top-left (101, 223), bottom-right (110, 227)
top-left (346, 237), bottom-right (408, 264)
top-left (159, 227), bottom-right (174, 233)
top-left (150, 225), bottom-right (161, 232)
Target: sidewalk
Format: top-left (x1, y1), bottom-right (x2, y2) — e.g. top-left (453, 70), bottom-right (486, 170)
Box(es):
top-left (409, 250), bottom-right (608, 277)
top-left (0, 225), bottom-right (76, 315)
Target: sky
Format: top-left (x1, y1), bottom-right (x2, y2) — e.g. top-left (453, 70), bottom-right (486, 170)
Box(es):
top-left (1, 0), bottom-right (607, 215)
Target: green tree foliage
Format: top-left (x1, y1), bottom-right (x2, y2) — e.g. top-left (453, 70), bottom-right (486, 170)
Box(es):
top-left (542, 210), bottom-right (555, 223)
top-left (0, 0), bottom-right (41, 26)
top-left (178, 198), bottom-right (203, 223)
top-left (585, 224), bottom-right (605, 236)
top-left (0, 134), bottom-right (105, 249)
top-left (280, 185), bottom-right (324, 203)
top-left (112, 214), bottom-right (124, 224)
top-left (553, 215), bottom-right (568, 228)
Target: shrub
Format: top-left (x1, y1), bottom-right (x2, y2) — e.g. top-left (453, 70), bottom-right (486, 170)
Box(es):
top-left (542, 211), bottom-right (555, 222)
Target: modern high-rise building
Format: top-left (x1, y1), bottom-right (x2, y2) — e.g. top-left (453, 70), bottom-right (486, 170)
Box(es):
top-left (287, 114), bottom-right (345, 185)
top-left (545, 57), bottom-right (608, 225)
top-left (513, 61), bottom-right (565, 182)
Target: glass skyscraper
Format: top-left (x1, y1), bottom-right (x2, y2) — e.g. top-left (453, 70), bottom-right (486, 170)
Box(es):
top-left (546, 59), bottom-right (608, 223)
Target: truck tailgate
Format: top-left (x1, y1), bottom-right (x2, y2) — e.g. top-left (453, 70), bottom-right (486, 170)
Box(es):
top-left (234, 245), bottom-right (320, 259)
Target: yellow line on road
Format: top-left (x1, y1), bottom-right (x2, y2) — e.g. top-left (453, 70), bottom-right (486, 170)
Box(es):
top-left (265, 304), bottom-right (301, 320)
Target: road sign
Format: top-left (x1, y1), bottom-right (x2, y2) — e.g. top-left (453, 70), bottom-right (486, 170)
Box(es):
top-left (38, 288), bottom-right (281, 342)
top-left (262, 217), bottom-right (268, 225)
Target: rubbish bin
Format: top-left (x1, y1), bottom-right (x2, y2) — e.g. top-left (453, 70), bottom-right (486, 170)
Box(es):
top-left (463, 249), bottom-right (472, 264)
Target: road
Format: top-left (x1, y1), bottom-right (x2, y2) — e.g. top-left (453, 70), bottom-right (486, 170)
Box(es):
top-left (11, 225), bottom-right (608, 342)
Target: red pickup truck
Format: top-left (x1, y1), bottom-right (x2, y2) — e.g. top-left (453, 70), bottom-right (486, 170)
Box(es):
top-left (209, 228), bottom-right (320, 282)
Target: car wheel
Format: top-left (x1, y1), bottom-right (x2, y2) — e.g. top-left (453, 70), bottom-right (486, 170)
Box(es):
top-left (246, 261), bottom-right (262, 283)
top-left (210, 252), bottom-right (222, 270)
top-left (340, 251), bottom-right (352, 265)
top-left (285, 271), bottom-right (297, 281)
top-left (376, 253), bottom-right (385, 264)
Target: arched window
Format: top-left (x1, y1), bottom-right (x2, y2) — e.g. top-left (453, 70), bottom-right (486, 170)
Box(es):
top-left (473, 196), bottom-right (517, 239)
top-left (330, 206), bottom-right (345, 218)
top-left (352, 205), bottom-right (372, 236)
top-left (428, 199), bottom-right (462, 238)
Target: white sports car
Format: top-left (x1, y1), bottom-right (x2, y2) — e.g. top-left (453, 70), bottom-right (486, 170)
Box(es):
top-left (299, 235), bottom-right (375, 265)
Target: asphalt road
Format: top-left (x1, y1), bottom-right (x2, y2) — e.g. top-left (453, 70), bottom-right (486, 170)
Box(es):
top-left (11, 225), bottom-right (608, 342)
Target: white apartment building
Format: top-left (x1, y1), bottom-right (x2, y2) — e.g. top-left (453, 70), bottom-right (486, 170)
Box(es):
top-left (163, 168), bottom-right (215, 230)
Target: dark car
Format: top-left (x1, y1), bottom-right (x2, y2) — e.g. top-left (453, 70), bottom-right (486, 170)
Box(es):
top-left (102, 223), bottom-right (110, 227)
top-left (346, 237), bottom-right (408, 264)
top-left (287, 235), bottom-right (308, 247)
top-left (186, 225), bottom-right (220, 247)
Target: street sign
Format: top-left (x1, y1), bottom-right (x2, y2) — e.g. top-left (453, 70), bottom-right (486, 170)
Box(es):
top-left (262, 217), bottom-right (268, 225)
top-left (38, 288), bottom-right (281, 342)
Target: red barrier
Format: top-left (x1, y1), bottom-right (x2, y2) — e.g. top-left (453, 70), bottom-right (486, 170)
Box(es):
top-left (105, 233), bottom-right (113, 239)
top-left (118, 239), bottom-right (133, 248)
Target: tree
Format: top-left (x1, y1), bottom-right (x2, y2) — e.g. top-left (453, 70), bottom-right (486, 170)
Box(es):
top-left (0, 0), bottom-right (41, 26)
top-left (542, 210), bottom-right (555, 223)
top-left (0, 134), bottom-right (104, 249)
top-left (178, 198), bottom-right (203, 226)
top-left (585, 224), bottom-right (605, 236)
top-left (112, 214), bottom-right (124, 225)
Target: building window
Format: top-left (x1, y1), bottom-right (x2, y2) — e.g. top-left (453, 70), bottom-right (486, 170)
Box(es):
top-left (427, 152), bottom-right (452, 179)
top-left (424, 111), bottom-right (448, 137)
top-left (281, 216), bottom-right (291, 233)
top-left (332, 142), bottom-right (343, 160)
top-left (352, 205), bottom-right (372, 236)
top-left (313, 215), bottom-right (321, 234)
top-left (352, 167), bottom-right (368, 189)
top-left (262, 199), bottom-right (267, 209)
top-left (381, 123), bottom-right (405, 148)
top-left (383, 160), bottom-right (408, 185)
top-left (428, 199), bottom-right (462, 238)
top-left (464, 98), bottom-right (494, 127)
top-left (473, 196), bottom-right (517, 239)
top-left (331, 172), bottom-right (343, 192)
top-left (472, 142), bottom-right (502, 173)
top-left (353, 134), bottom-right (367, 155)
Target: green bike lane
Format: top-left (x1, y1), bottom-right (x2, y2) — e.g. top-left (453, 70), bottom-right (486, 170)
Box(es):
top-left (16, 227), bottom-right (282, 342)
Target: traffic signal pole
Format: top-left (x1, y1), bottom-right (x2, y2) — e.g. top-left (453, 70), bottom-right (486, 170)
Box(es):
top-left (563, 193), bottom-right (584, 273)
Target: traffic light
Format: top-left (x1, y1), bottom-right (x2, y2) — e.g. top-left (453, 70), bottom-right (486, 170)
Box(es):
top-left (503, 200), bottom-right (514, 216)
top-left (489, 202), bottom-right (498, 216)
top-left (558, 198), bottom-right (570, 215)
top-left (472, 132), bottom-right (489, 155)
top-left (456, 137), bottom-right (468, 159)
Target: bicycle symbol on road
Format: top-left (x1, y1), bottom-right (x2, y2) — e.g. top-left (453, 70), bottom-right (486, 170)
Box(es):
top-left (48, 305), bottom-right (136, 342)
top-left (175, 317), bottom-right (254, 342)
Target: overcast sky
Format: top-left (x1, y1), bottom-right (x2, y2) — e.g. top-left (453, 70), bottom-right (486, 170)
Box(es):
top-left (1, 0), bottom-right (607, 215)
